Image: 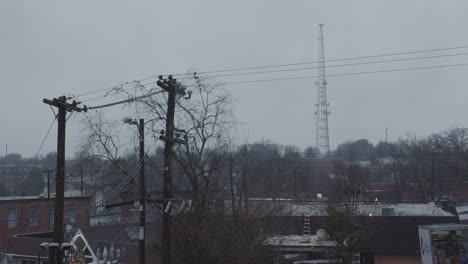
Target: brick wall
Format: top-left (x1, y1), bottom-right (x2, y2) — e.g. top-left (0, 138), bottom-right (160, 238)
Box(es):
top-left (0, 196), bottom-right (90, 250)
top-left (374, 255), bottom-right (420, 264)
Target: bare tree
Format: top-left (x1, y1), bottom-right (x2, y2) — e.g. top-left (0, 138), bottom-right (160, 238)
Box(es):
top-left (132, 76), bottom-right (235, 207)
top-left (173, 79), bottom-right (234, 203)
top-left (81, 111), bottom-right (133, 176)
top-left (396, 131), bottom-right (466, 202)
top-left (79, 75), bottom-right (282, 264)
top-left (326, 161), bottom-right (369, 263)
top-left (442, 127), bottom-right (468, 156)
top-left (329, 161), bottom-right (370, 209)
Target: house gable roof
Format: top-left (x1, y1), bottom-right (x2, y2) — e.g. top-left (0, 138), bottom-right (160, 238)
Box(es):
top-left (6, 236), bottom-right (53, 257)
top-left (77, 224), bottom-right (136, 251)
top-left (71, 224), bottom-right (140, 263)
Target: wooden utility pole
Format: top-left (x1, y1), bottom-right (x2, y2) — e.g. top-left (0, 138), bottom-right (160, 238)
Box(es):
top-left (157, 75), bottom-right (189, 264)
top-left (80, 170), bottom-right (84, 196)
top-left (229, 151), bottom-right (237, 220)
top-left (139, 118), bottom-right (146, 264)
top-left (42, 168), bottom-right (56, 232)
top-left (43, 96), bottom-right (86, 264)
top-left (294, 168), bottom-right (297, 202)
top-left (122, 117), bottom-right (148, 264)
top-left (159, 77), bottom-right (176, 264)
top-left (55, 102), bottom-right (66, 252)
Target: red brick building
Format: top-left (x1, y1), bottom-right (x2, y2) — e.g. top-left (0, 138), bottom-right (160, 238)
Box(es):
top-left (0, 195), bottom-right (90, 250)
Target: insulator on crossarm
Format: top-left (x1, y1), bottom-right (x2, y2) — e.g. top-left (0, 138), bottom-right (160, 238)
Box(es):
top-left (164, 201), bottom-right (172, 214)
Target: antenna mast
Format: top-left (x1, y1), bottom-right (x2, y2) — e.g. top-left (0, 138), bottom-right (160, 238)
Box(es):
top-left (315, 24), bottom-right (330, 156)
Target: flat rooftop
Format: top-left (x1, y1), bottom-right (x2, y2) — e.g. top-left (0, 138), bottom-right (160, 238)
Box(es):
top-left (0, 195), bottom-right (90, 201)
top-left (265, 235), bottom-right (335, 248)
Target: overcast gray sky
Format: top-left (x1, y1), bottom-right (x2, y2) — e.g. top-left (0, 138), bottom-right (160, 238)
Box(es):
top-left (2, 0), bottom-right (468, 157)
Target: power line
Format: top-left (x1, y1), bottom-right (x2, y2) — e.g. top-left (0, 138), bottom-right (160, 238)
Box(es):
top-left (218, 62), bottom-right (468, 85)
top-left (77, 59), bottom-right (468, 103)
top-left (73, 76), bottom-right (159, 99)
top-left (73, 76), bottom-right (191, 101)
top-left (60, 158), bottom-right (144, 222)
top-left (78, 80), bottom-right (158, 103)
top-left (195, 44), bottom-right (468, 74)
top-left (77, 78), bottom-right (171, 108)
top-left (202, 52), bottom-right (468, 79)
top-left (35, 116), bottom-right (57, 158)
top-left (88, 89), bottom-right (164, 110)
top-left (70, 44), bottom-right (468, 101)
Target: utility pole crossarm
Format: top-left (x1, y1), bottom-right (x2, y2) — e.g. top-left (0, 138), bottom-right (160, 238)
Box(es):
top-left (43, 97), bottom-right (87, 113)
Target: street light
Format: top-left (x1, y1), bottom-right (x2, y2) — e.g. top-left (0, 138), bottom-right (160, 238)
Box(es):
top-left (123, 117), bottom-right (138, 126)
top-left (123, 117), bottom-right (145, 264)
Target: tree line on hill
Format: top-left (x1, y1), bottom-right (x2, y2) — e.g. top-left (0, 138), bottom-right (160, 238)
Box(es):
top-left (2, 127), bottom-right (468, 203)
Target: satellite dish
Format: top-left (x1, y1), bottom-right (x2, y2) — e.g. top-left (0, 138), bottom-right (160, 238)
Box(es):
top-left (316, 229), bottom-right (328, 240)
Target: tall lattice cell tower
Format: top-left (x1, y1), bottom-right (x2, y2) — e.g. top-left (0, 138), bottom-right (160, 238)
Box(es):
top-left (315, 24), bottom-right (330, 156)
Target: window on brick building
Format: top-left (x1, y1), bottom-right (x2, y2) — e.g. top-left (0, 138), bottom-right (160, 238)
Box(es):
top-left (67, 204), bottom-right (77, 224)
top-left (29, 206), bottom-right (39, 226)
top-left (49, 207), bottom-right (54, 226)
top-left (8, 208), bottom-right (17, 228)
